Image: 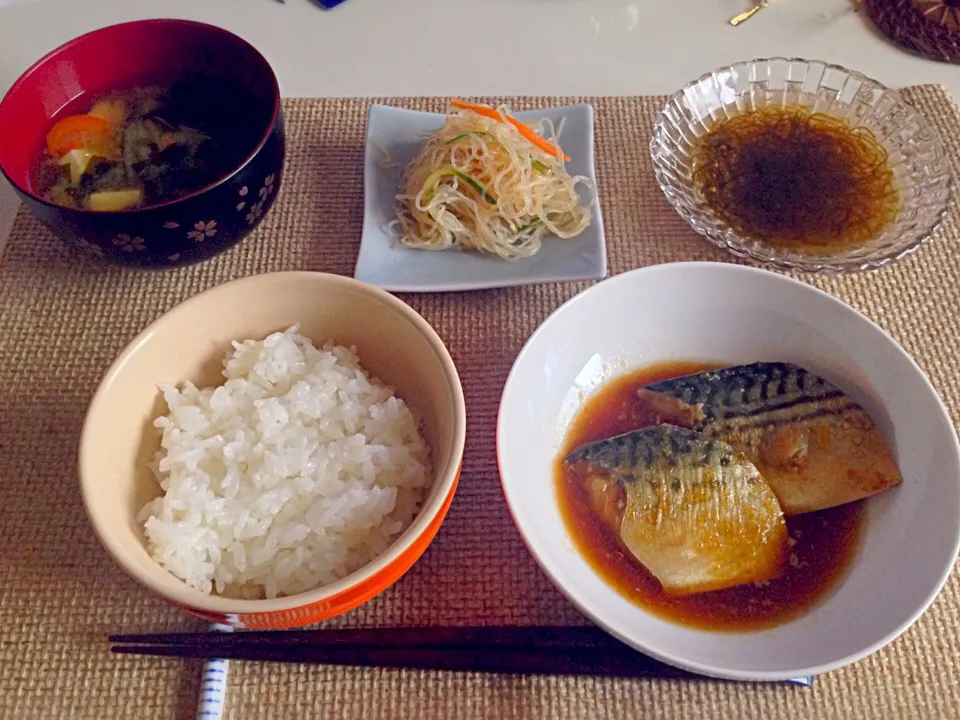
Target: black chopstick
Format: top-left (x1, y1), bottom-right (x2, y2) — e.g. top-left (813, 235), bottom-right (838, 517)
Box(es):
top-left (110, 625), bottom-right (623, 650)
top-left (113, 644), bottom-right (698, 678)
top-left (110, 626), bottom-right (691, 679)
top-left (109, 625), bottom-right (812, 684)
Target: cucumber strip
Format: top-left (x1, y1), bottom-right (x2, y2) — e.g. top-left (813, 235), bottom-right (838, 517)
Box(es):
top-left (422, 167), bottom-right (497, 204)
top-left (516, 218), bottom-right (542, 232)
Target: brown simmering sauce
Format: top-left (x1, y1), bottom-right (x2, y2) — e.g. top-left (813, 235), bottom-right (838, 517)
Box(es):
top-left (692, 105), bottom-right (899, 252)
top-left (555, 361), bottom-right (866, 631)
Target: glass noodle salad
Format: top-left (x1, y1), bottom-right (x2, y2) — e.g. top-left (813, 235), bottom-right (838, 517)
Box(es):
top-left (391, 100), bottom-right (594, 260)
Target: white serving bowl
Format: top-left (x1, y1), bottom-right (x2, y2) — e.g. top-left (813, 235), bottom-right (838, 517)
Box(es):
top-left (497, 261), bottom-right (960, 681)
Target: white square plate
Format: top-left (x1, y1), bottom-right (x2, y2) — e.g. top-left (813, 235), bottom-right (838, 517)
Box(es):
top-left (356, 103), bottom-right (607, 293)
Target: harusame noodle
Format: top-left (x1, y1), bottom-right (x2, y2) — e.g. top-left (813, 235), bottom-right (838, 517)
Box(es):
top-left (392, 104), bottom-right (593, 260)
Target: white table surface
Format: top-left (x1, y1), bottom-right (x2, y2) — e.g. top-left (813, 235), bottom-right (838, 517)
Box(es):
top-left (1, 0), bottom-right (957, 255)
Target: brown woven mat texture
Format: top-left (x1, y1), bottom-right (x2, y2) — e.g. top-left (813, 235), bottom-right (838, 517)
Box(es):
top-left (1, 89), bottom-right (959, 719)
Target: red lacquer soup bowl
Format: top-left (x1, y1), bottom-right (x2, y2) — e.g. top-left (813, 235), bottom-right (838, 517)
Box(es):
top-left (0, 19), bottom-right (284, 269)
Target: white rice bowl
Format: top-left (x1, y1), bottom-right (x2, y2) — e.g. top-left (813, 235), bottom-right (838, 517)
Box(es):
top-left (138, 325), bottom-right (432, 599)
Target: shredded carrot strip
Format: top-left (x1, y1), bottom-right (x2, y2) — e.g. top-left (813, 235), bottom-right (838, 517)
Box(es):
top-left (449, 99), bottom-right (570, 161)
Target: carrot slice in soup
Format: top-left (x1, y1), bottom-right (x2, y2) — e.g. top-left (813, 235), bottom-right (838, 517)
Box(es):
top-left (45, 114), bottom-right (113, 156)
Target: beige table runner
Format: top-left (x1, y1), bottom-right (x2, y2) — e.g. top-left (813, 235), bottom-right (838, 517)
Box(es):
top-left (1, 89), bottom-right (958, 720)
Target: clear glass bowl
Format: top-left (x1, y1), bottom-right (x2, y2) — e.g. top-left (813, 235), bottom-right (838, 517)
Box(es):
top-left (650, 58), bottom-right (953, 273)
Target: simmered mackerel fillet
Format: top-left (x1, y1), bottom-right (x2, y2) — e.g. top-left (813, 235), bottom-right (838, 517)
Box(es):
top-left (637, 362), bottom-right (903, 515)
top-left (564, 425), bottom-right (788, 596)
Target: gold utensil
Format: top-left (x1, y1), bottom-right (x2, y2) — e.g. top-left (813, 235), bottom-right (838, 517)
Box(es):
top-left (730, 1), bottom-right (770, 26)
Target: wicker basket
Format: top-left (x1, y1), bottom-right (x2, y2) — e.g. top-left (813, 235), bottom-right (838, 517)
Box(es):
top-left (863, 0), bottom-right (960, 64)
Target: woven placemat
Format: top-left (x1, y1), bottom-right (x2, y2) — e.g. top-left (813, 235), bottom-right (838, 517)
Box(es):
top-left (1, 89), bottom-right (959, 720)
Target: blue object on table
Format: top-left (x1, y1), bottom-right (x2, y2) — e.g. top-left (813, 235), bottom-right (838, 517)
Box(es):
top-left (315, 0), bottom-right (350, 7)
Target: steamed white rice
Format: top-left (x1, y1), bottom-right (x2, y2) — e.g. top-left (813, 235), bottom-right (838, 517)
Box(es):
top-left (138, 325), bottom-right (432, 599)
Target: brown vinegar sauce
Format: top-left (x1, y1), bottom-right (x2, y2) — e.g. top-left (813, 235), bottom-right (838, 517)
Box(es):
top-left (692, 105), bottom-right (899, 252)
top-left (555, 360), bottom-right (866, 631)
